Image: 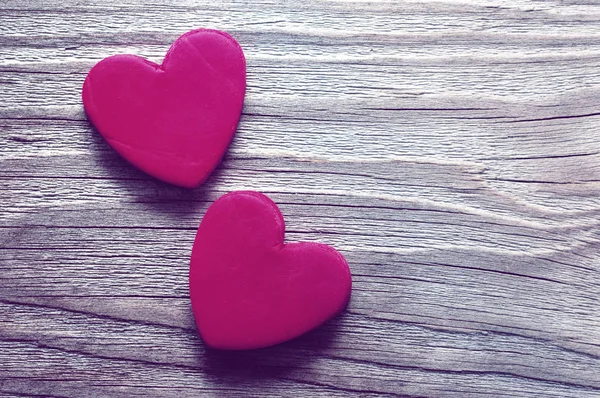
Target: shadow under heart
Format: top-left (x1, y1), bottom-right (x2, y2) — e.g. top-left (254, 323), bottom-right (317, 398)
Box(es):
top-left (200, 314), bottom-right (347, 383)
top-left (87, 120), bottom-right (225, 218)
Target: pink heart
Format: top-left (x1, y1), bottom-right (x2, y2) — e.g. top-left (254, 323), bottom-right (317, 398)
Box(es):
top-left (82, 29), bottom-right (246, 188)
top-left (190, 191), bottom-right (352, 350)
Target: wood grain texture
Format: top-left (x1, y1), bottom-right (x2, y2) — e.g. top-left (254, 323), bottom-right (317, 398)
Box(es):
top-left (1, 0), bottom-right (600, 396)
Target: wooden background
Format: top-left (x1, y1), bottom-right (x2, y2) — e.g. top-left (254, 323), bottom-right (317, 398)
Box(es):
top-left (1, 1), bottom-right (600, 396)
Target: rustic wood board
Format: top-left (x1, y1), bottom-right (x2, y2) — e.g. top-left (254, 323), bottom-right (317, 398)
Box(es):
top-left (1, 1), bottom-right (599, 396)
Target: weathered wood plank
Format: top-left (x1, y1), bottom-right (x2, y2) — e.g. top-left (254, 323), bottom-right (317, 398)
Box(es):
top-left (1, 0), bottom-right (599, 397)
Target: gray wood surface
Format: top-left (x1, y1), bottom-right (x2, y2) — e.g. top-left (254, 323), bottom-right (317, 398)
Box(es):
top-left (2, 1), bottom-right (600, 396)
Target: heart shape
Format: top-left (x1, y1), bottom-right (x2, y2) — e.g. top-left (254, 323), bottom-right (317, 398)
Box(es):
top-left (82, 29), bottom-right (246, 187)
top-left (189, 191), bottom-right (352, 350)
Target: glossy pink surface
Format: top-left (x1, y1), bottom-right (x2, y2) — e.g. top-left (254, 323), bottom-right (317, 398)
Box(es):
top-left (190, 191), bottom-right (352, 350)
top-left (82, 29), bottom-right (246, 187)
